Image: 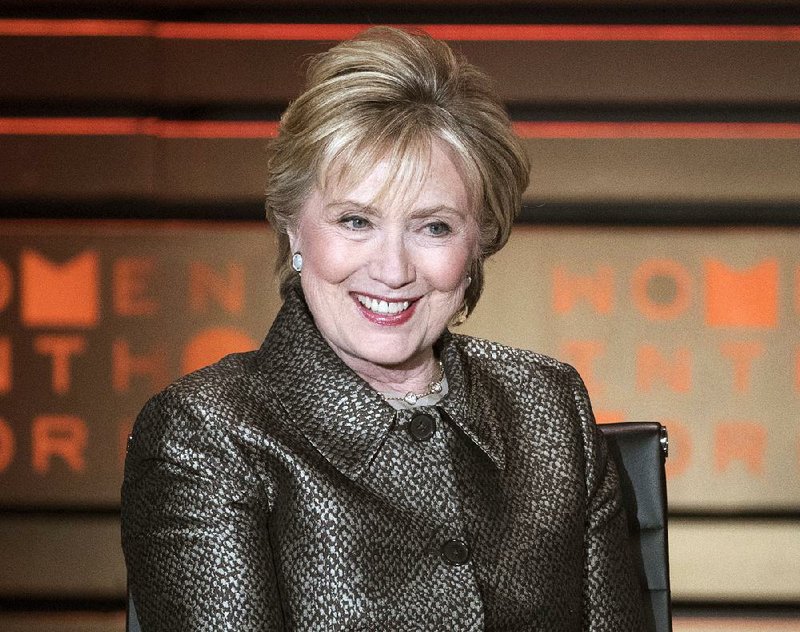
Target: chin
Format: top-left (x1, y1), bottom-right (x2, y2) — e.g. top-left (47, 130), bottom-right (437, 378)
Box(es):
top-left (350, 336), bottom-right (424, 368)
top-left (359, 347), bottom-right (417, 368)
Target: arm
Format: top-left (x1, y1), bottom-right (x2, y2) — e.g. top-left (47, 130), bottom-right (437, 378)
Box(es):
top-left (121, 391), bottom-right (284, 631)
top-left (570, 370), bottom-right (648, 631)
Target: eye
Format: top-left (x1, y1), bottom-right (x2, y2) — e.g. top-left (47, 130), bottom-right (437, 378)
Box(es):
top-left (340, 215), bottom-right (371, 230)
top-left (425, 221), bottom-right (451, 237)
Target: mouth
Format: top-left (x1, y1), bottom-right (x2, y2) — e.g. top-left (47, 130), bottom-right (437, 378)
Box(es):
top-left (353, 293), bottom-right (418, 325)
top-left (356, 294), bottom-right (411, 315)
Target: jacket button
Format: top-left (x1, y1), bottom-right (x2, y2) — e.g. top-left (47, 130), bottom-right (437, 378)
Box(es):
top-left (441, 539), bottom-right (470, 565)
top-left (408, 413), bottom-right (435, 441)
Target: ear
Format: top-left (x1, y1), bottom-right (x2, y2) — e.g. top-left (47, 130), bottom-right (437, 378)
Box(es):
top-left (286, 225), bottom-right (300, 253)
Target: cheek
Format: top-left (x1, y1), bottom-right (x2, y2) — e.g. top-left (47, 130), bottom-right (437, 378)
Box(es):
top-left (301, 230), bottom-right (360, 284)
top-left (423, 245), bottom-right (472, 291)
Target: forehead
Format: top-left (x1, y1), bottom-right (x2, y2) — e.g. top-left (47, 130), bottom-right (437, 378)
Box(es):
top-left (319, 139), bottom-right (472, 214)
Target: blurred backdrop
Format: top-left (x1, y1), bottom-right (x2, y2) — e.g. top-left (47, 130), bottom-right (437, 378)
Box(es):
top-left (0, 0), bottom-right (799, 630)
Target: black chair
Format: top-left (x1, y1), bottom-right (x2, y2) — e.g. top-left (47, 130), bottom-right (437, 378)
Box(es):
top-left (600, 421), bottom-right (672, 632)
top-left (127, 422), bottom-right (671, 632)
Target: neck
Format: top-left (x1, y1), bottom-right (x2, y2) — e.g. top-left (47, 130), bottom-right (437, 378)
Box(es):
top-left (330, 347), bottom-right (440, 395)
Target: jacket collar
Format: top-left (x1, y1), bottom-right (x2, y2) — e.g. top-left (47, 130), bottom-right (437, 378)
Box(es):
top-left (257, 289), bottom-right (506, 481)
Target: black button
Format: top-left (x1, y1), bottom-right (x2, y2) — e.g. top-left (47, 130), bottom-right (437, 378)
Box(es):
top-left (408, 413), bottom-right (436, 441)
top-left (441, 539), bottom-right (470, 565)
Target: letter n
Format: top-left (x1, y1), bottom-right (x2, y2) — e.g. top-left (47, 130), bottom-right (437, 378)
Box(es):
top-left (636, 345), bottom-right (691, 393)
top-left (190, 262), bottom-right (244, 315)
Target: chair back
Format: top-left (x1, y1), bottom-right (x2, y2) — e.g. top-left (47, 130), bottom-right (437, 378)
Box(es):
top-left (600, 421), bottom-right (672, 632)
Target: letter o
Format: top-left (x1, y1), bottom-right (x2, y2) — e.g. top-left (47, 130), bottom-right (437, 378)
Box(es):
top-left (632, 259), bottom-right (692, 320)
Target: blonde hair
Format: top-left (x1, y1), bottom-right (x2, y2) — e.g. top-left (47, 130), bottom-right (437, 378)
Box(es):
top-left (265, 26), bottom-right (529, 318)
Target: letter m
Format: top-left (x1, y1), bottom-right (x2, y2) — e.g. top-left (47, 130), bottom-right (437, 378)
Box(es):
top-left (704, 258), bottom-right (778, 328)
top-left (21, 250), bottom-right (100, 327)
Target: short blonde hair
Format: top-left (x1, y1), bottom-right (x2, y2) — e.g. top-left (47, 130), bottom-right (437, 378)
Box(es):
top-left (265, 26), bottom-right (529, 318)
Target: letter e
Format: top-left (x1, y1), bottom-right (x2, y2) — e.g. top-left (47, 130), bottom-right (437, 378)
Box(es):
top-left (113, 257), bottom-right (158, 316)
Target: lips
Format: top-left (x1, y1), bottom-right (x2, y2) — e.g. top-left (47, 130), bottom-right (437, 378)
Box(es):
top-left (353, 293), bottom-right (417, 325)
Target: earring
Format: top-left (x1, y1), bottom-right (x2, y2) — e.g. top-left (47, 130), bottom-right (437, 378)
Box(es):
top-left (465, 275), bottom-right (472, 286)
top-left (291, 252), bottom-right (303, 273)
top-left (451, 301), bottom-right (468, 326)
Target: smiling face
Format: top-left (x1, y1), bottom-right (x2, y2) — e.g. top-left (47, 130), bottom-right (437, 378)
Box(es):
top-left (288, 141), bottom-right (478, 383)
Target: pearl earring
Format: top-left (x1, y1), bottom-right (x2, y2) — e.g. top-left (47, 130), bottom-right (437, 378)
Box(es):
top-left (291, 252), bottom-right (303, 273)
top-left (466, 275), bottom-right (472, 286)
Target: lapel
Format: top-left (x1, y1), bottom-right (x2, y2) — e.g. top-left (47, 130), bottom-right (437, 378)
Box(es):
top-left (257, 289), bottom-right (507, 481)
top-left (438, 331), bottom-right (507, 471)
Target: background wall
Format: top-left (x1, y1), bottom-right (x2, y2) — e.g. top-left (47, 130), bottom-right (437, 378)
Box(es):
top-left (0, 1), bottom-right (799, 629)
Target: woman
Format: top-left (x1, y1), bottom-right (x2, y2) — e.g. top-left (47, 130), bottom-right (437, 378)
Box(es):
top-left (122, 27), bottom-right (646, 630)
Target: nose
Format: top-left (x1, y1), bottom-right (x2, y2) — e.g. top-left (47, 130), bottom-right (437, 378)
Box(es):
top-left (368, 232), bottom-right (415, 289)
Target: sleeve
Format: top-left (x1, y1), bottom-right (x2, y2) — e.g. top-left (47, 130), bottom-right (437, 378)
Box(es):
top-left (569, 369), bottom-right (648, 632)
top-left (121, 391), bottom-right (284, 631)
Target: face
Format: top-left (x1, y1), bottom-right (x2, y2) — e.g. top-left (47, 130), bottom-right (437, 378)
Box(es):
top-left (288, 141), bottom-right (477, 374)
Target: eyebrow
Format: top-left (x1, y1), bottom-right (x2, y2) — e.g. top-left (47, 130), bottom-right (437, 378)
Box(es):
top-left (326, 201), bottom-right (380, 216)
top-left (328, 200), bottom-right (467, 219)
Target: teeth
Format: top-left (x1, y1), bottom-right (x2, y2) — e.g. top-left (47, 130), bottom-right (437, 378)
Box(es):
top-left (357, 295), bottom-right (411, 315)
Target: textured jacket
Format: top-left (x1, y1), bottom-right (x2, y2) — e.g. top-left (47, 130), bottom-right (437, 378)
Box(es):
top-left (121, 288), bottom-right (646, 631)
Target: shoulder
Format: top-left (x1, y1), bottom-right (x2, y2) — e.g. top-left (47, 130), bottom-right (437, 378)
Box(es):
top-left (447, 332), bottom-right (602, 478)
top-left (125, 350), bottom-right (270, 490)
top-left (162, 349), bottom-right (262, 404)
top-left (131, 348), bottom-right (278, 448)
top-left (445, 331), bottom-right (594, 433)
top-left (122, 353), bottom-right (269, 533)
top-left (447, 331), bottom-right (581, 388)
top-left (150, 349), bottom-right (270, 417)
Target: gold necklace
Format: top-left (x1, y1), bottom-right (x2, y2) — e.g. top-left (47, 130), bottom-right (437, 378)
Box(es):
top-left (382, 361), bottom-right (445, 405)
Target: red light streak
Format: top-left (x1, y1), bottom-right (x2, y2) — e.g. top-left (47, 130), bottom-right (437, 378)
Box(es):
top-left (1, 20), bottom-right (799, 42)
top-left (2, 118), bottom-right (800, 140)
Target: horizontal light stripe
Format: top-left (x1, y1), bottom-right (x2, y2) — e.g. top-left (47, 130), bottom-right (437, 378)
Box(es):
top-left (513, 121), bottom-right (800, 139)
top-left (0, 118), bottom-right (280, 139)
top-left (0, 19), bottom-right (152, 37)
top-left (674, 619), bottom-right (800, 632)
top-left (1, 19), bottom-right (800, 42)
top-left (153, 120), bottom-right (280, 139)
top-left (670, 519), bottom-right (800, 601)
top-left (2, 118), bottom-right (800, 140)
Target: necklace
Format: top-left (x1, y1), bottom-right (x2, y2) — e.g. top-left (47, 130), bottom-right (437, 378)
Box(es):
top-left (382, 361), bottom-right (445, 405)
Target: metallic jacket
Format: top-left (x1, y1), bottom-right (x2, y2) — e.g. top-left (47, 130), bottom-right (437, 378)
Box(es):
top-left (121, 289), bottom-right (646, 631)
